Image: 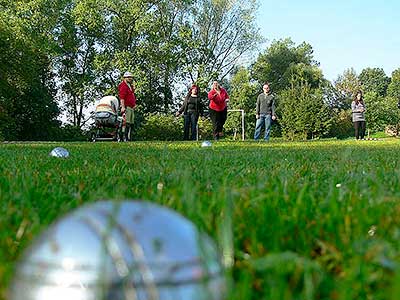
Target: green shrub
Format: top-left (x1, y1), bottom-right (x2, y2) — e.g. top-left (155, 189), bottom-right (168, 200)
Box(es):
top-left (329, 110), bottom-right (353, 139)
top-left (198, 117), bottom-right (213, 140)
top-left (279, 83), bottom-right (333, 140)
top-left (136, 113), bottom-right (183, 140)
top-left (51, 125), bottom-right (88, 141)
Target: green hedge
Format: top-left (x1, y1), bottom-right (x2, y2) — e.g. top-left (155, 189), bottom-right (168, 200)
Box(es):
top-left (136, 113), bottom-right (183, 141)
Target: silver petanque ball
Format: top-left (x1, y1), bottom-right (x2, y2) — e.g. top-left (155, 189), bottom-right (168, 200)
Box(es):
top-left (10, 200), bottom-right (225, 300)
top-left (201, 141), bottom-right (212, 148)
top-left (49, 147), bottom-right (69, 158)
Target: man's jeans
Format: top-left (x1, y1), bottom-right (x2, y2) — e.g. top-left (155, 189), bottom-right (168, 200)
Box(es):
top-left (254, 114), bottom-right (272, 141)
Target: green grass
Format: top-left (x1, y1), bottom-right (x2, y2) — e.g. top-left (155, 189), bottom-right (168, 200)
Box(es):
top-left (2, 139), bottom-right (400, 300)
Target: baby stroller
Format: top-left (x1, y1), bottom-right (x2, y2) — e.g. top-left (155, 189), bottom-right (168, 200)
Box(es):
top-left (91, 96), bottom-right (123, 142)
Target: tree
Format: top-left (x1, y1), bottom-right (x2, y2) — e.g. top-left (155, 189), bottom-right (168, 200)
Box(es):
top-left (359, 67), bottom-right (390, 97)
top-left (382, 96), bottom-right (400, 135)
top-left (333, 68), bottom-right (361, 110)
top-left (54, 0), bottom-right (107, 128)
top-left (70, 0), bottom-right (262, 117)
top-left (364, 92), bottom-right (400, 133)
top-left (279, 79), bottom-right (332, 140)
top-left (251, 38), bottom-right (323, 93)
top-left (88, 0), bottom-right (196, 113)
top-left (387, 68), bottom-right (400, 100)
top-left (182, 0), bottom-right (262, 86)
top-left (226, 67), bottom-right (259, 138)
top-left (135, 0), bottom-right (196, 112)
top-left (0, 0), bottom-right (64, 140)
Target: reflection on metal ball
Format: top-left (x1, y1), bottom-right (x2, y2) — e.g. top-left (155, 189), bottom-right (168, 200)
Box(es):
top-left (49, 147), bottom-right (69, 158)
top-left (10, 200), bottom-right (225, 300)
top-left (201, 141), bottom-right (212, 148)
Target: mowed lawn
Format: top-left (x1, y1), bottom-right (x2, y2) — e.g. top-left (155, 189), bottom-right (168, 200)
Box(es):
top-left (2, 139), bottom-right (400, 300)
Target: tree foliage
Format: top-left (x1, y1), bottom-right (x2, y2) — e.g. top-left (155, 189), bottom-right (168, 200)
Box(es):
top-left (364, 92), bottom-right (400, 133)
top-left (279, 79), bottom-right (332, 140)
top-left (333, 68), bottom-right (361, 109)
top-left (183, 0), bottom-right (262, 86)
top-left (0, 0), bottom-right (62, 140)
top-left (359, 67), bottom-right (390, 97)
top-left (54, 0), bottom-right (105, 128)
top-left (251, 38), bottom-right (323, 93)
top-left (387, 68), bottom-right (400, 100)
top-left (225, 67), bottom-right (258, 138)
top-left (0, 0), bottom-right (261, 139)
top-left (55, 0), bottom-right (261, 120)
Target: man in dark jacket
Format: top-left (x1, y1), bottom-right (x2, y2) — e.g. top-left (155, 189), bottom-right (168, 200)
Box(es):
top-left (254, 82), bottom-right (276, 141)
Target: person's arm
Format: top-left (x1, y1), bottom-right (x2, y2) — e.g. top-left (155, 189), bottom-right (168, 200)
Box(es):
top-left (119, 84), bottom-right (127, 113)
top-left (208, 89), bottom-right (218, 100)
top-left (208, 89), bottom-right (224, 105)
top-left (271, 97), bottom-right (276, 120)
top-left (351, 101), bottom-right (365, 113)
top-left (201, 100), bottom-right (205, 116)
top-left (256, 95), bottom-right (260, 118)
top-left (176, 96), bottom-right (188, 116)
top-left (214, 89), bottom-right (228, 105)
top-left (111, 100), bottom-right (117, 113)
top-left (224, 90), bottom-right (230, 104)
top-left (351, 101), bottom-right (357, 113)
top-left (198, 98), bottom-right (204, 116)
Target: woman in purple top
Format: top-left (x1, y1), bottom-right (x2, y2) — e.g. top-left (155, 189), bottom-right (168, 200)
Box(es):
top-left (351, 90), bottom-right (366, 140)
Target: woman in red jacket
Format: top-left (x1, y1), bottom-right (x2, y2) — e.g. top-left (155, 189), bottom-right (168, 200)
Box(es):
top-left (208, 81), bottom-right (229, 140)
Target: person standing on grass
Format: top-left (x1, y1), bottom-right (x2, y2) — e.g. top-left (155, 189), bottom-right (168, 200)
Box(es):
top-left (351, 90), bottom-right (366, 140)
top-left (254, 82), bottom-right (276, 141)
top-left (118, 71), bottom-right (137, 141)
top-left (176, 84), bottom-right (203, 140)
top-left (208, 80), bottom-right (229, 140)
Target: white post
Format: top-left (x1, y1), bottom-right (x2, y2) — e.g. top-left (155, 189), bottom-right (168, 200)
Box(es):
top-left (227, 109), bottom-right (245, 141)
top-left (242, 110), bottom-right (245, 141)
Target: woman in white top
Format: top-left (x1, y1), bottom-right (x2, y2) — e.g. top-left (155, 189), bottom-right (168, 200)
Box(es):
top-left (351, 90), bottom-right (366, 140)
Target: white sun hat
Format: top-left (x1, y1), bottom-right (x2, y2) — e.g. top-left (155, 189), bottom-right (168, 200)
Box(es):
top-left (123, 71), bottom-right (134, 78)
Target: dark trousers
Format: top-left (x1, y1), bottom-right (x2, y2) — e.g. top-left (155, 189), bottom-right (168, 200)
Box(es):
top-left (209, 107), bottom-right (228, 139)
top-left (183, 111), bottom-right (199, 140)
top-left (354, 121), bottom-right (366, 139)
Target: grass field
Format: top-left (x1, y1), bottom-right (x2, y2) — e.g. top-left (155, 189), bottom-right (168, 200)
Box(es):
top-left (1, 139), bottom-right (400, 300)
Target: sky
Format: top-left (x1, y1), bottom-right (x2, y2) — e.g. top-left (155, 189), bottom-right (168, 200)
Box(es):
top-left (255, 0), bottom-right (400, 82)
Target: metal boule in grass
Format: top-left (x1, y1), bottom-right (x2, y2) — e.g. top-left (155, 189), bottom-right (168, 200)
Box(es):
top-left (10, 200), bottom-right (226, 300)
top-left (49, 147), bottom-right (69, 158)
top-left (201, 141), bottom-right (212, 147)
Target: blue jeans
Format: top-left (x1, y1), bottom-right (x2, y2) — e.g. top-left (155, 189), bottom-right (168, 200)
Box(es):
top-left (254, 114), bottom-right (272, 141)
top-left (183, 111), bottom-right (199, 140)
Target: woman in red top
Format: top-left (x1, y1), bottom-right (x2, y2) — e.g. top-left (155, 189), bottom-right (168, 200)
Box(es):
top-left (208, 80), bottom-right (229, 140)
